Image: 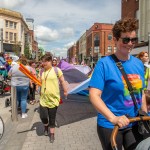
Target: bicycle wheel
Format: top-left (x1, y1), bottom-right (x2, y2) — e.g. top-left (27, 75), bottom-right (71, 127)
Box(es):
top-left (0, 116), bottom-right (4, 140)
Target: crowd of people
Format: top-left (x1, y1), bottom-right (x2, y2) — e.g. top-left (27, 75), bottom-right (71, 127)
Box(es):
top-left (0, 53), bottom-right (67, 143)
top-left (0, 17), bottom-right (150, 148)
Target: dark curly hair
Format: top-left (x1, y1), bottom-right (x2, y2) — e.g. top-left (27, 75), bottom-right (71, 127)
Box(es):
top-left (41, 53), bottom-right (52, 62)
top-left (112, 18), bottom-right (138, 40)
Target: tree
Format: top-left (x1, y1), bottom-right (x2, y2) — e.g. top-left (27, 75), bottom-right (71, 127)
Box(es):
top-left (38, 47), bottom-right (45, 60)
top-left (24, 44), bottom-right (30, 59)
top-left (12, 42), bottom-right (21, 56)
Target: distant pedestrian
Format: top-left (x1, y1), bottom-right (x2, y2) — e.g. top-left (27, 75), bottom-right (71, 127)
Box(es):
top-left (39, 54), bottom-right (68, 143)
top-left (29, 60), bottom-right (37, 105)
top-left (8, 57), bottom-right (30, 119)
top-left (137, 52), bottom-right (150, 115)
top-left (52, 57), bottom-right (57, 67)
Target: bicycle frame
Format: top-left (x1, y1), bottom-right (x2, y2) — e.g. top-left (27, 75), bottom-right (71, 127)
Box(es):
top-left (111, 116), bottom-right (150, 150)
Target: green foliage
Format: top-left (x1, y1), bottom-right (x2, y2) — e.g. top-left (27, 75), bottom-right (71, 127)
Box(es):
top-left (24, 44), bottom-right (31, 59)
top-left (38, 46), bottom-right (45, 60)
top-left (12, 42), bottom-right (21, 56)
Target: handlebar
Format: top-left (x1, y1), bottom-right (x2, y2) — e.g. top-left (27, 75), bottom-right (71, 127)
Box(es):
top-left (111, 116), bottom-right (150, 150)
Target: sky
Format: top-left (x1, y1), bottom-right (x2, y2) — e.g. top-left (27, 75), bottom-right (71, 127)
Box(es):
top-left (0, 0), bottom-right (121, 58)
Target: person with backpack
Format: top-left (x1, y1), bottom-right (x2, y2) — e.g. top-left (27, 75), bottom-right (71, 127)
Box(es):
top-left (39, 54), bottom-right (68, 143)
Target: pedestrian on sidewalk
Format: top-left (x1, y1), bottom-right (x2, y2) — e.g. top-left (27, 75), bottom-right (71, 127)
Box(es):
top-left (52, 57), bottom-right (58, 67)
top-left (137, 52), bottom-right (150, 116)
top-left (8, 57), bottom-right (30, 119)
top-left (29, 60), bottom-right (38, 105)
top-left (39, 54), bottom-right (68, 143)
top-left (89, 18), bottom-right (148, 150)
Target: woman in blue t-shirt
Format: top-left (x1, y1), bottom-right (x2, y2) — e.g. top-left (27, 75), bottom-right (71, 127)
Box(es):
top-left (89, 18), bottom-right (148, 150)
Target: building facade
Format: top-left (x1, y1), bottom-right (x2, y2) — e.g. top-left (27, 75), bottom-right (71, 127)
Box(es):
top-left (121, 0), bottom-right (139, 19)
top-left (86, 23), bottom-right (115, 67)
top-left (0, 8), bottom-right (30, 55)
top-left (67, 44), bottom-right (77, 64)
top-left (67, 23), bottom-right (115, 67)
top-left (78, 32), bottom-right (86, 64)
top-left (139, 0), bottom-right (150, 42)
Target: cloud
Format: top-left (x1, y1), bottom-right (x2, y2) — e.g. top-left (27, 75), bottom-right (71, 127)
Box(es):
top-left (0, 0), bottom-right (121, 58)
top-left (46, 47), bottom-right (68, 58)
top-left (0, 0), bottom-right (25, 9)
top-left (64, 41), bottom-right (75, 48)
top-left (35, 25), bottom-right (59, 42)
top-left (60, 27), bottom-right (75, 38)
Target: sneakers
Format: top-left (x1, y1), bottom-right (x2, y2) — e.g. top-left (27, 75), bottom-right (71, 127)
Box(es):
top-left (44, 126), bottom-right (48, 136)
top-left (49, 133), bottom-right (55, 143)
top-left (22, 113), bottom-right (28, 119)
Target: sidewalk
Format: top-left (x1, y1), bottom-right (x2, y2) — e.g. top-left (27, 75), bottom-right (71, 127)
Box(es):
top-left (0, 95), bottom-right (102, 150)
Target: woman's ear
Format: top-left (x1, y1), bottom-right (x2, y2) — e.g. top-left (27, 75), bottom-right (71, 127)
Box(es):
top-left (113, 37), bottom-right (117, 42)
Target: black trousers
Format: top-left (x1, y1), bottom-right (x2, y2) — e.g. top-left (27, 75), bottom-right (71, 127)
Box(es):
top-left (39, 105), bottom-right (58, 128)
top-left (97, 125), bottom-right (143, 150)
top-left (29, 83), bottom-right (36, 101)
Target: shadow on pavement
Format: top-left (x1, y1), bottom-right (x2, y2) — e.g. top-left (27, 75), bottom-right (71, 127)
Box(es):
top-left (56, 94), bottom-right (97, 127)
top-left (17, 94), bottom-right (97, 136)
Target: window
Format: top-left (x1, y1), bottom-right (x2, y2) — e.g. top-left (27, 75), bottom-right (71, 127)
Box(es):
top-left (114, 46), bottom-right (117, 52)
top-left (5, 32), bottom-right (8, 40)
top-left (94, 46), bottom-right (99, 53)
top-left (108, 34), bottom-right (112, 40)
top-left (107, 46), bottom-right (112, 52)
top-left (94, 34), bottom-right (100, 47)
top-left (9, 21), bottom-right (13, 28)
top-left (14, 22), bottom-right (17, 29)
top-left (9, 32), bottom-right (13, 41)
top-left (14, 33), bottom-right (17, 41)
top-left (5, 20), bottom-right (9, 27)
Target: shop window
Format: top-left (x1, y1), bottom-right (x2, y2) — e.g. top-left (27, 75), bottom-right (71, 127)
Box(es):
top-left (107, 46), bottom-right (112, 52)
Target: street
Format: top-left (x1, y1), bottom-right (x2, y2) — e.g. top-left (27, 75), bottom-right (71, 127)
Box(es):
top-left (0, 93), bottom-right (102, 150)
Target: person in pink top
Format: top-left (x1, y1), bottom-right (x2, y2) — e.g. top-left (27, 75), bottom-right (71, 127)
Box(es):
top-left (29, 60), bottom-right (37, 105)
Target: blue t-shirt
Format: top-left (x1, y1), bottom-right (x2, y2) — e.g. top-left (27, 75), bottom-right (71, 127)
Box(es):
top-left (89, 55), bottom-right (145, 128)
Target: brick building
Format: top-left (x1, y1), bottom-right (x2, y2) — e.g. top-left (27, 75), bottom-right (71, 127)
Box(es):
top-left (86, 23), bottom-right (116, 67)
top-left (122, 0), bottom-right (139, 19)
top-left (67, 44), bottom-right (77, 64)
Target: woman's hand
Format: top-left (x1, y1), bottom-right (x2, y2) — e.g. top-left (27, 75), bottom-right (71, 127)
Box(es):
top-left (64, 91), bottom-right (68, 98)
top-left (111, 115), bottom-right (130, 128)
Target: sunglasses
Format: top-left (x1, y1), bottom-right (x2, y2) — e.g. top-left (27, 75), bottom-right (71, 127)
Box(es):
top-left (121, 37), bottom-right (138, 44)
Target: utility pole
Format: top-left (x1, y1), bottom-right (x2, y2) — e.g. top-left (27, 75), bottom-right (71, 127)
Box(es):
top-left (148, 33), bottom-right (150, 58)
top-left (0, 28), bottom-right (3, 53)
top-left (11, 87), bottom-right (18, 121)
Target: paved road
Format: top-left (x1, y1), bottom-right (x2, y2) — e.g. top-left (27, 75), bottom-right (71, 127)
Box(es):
top-left (0, 94), bottom-right (102, 150)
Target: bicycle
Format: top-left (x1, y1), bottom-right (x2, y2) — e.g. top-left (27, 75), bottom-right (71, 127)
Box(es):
top-left (0, 116), bottom-right (4, 140)
top-left (111, 116), bottom-right (150, 150)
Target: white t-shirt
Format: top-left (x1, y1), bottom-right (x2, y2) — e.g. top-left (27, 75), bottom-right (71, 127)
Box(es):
top-left (9, 64), bottom-right (30, 87)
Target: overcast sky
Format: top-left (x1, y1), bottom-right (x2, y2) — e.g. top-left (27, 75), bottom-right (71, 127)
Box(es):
top-left (0, 0), bottom-right (121, 58)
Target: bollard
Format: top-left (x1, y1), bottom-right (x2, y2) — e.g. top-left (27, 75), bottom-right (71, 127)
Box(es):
top-left (11, 86), bottom-right (18, 121)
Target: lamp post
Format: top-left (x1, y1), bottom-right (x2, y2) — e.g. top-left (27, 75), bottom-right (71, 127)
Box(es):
top-left (0, 28), bottom-right (3, 53)
top-left (90, 48), bottom-right (93, 68)
top-left (148, 33), bottom-right (150, 58)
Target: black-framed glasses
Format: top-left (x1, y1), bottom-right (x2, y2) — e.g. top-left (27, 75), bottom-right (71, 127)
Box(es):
top-left (121, 37), bottom-right (138, 44)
